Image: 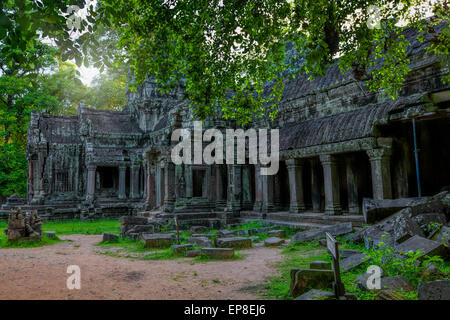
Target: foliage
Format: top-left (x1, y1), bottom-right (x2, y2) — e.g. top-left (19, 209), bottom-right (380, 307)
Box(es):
top-left (95, 0), bottom-right (449, 124)
top-left (364, 234), bottom-right (445, 287)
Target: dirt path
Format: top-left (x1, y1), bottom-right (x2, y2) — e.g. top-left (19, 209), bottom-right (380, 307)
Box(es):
top-left (0, 235), bottom-right (283, 300)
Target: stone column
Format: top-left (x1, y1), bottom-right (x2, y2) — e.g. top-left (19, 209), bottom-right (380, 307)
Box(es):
top-left (242, 166), bottom-right (252, 210)
top-left (345, 157), bottom-right (360, 214)
top-left (227, 164), bottom-right (242, 213)
top-left (286, 159), bottom-right (306, 213)
top-left (320, 154), bottom-right (341, 215)
top-left (86, 164), bottom-right (96, 202)
top-left (146, 161), bottom-right (156, 209)
top-left (130, 164), bottom-right (140, 199)
top-left (367, 148), bottom-right (392, 200)
top-left (163, 161), bottom-right (176, 212)
top-left (261, 174), bottom-right (274, 214)
top-left (253, 165), bottom-right (263, 212)
top-left (310, 158), bottom-right (321, 212)
top-left (118, 164), bottom-right (127, 200)
top-left (215, 165), bottom-right (226, 209)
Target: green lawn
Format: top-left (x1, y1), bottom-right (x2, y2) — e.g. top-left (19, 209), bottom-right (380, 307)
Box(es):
top-left (0, 218), bottom-right (120, 249)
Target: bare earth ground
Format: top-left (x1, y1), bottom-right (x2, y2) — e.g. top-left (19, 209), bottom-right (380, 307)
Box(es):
top-left (0, 235), bottom-right (283, 300)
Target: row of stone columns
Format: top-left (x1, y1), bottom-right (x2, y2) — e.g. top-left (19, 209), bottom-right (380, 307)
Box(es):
top-left (86, 163), bottom-right (143, 202)
top-left (284, 147), bottom-right (392, 215)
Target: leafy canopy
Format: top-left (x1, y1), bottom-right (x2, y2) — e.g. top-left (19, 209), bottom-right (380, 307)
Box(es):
top-left (1, 0), bottom-right (449, 125)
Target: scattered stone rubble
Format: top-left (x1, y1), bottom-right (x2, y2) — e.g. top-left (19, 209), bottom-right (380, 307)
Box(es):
top-left (348, 192), bottom-right (450, 257)
top-left (291, 192), bottom-right (450, 300)
top-left (5, 208), bottom-right (42, 241)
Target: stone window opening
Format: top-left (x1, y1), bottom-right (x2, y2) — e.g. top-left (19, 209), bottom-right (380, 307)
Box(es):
top-left (55, 171), bottom-right (70, 193)
top-left (97, 167), bottom-right (119, 191)
top-left (192, 169), bottom-right (207, 198)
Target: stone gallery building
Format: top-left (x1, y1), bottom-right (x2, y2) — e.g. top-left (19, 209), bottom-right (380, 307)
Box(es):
top-left (18, 27), bottom-right (450, 226)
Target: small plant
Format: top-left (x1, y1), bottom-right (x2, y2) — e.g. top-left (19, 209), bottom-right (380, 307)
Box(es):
top-left (364, 233), bottom-right (444, 287)
top-left (423, 222), bottom-right (443, 237)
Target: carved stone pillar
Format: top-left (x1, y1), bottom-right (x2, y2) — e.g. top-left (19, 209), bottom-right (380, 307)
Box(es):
top-left (367, 148), bottom-right (392, 200)
top-left (346, 157), bottom-right (360, 214)
top-left (146, 161), bottom-right (156, 209)
top-left (215, 165), bottom-right (226, 209)
top-left (252, 165), bottom-right (262, 212)
top-left (242, 166), bottom-right (252, 210)
top-left (227, 164), bottom-right (242, 213)
top-left (310, 158), bottom-right (321, 212)
top-left (261, 174), bottom-right (274, 214)
top-left (286, 159), bottom-right (306, 213)
top-left (163, 161), bottom-right (176, 212)
top-left (130, 164), bottom-right (140, 199)
top-left (320, 154), bottom-right (341, 215)
top-left (86, 164), bottom-right (96, 202)
top-left (118, 165), bottom-right (127, 200)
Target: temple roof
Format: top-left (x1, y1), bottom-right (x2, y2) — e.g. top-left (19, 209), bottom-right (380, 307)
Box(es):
top-left (279, 93), bottom-right (427, 151)
top-left (80, 108), bottom-right (142, 135)
top-left (39, 116), bottom-right (81, 144)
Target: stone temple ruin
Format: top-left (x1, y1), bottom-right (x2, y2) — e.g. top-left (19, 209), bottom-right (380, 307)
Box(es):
top-left (0, 26), bottom-right (448, 231)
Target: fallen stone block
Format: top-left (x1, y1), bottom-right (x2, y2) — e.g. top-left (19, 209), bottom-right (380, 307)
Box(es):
top-left (310, 261), bottom-right (331, 270)
top-left (191, 233), bottom-right (215, 238)
top-left (249, 236), bottom-right (260, 242)
top-left (103, 233), bottom-right (118, 242)
top-left (235, 229), bottom-right (249, 236)
top-left (355, 268), bottom-right (385, 291)
top-left (291, 222), bottom-right (352, 242)
top-left (413, 213), bottom-right (447, 229)
top-left (185, 250), bottom-right (201, 258)
top-left (201, 248), bottom-right (234, 259)
top-left (431, 226), bottom-right (450, 246)
top-left (379, 275), bottom-right (414, 292)
top-left (264, 237), bottom-right (285, 247)
top-left (362, 197), bottom-right (417, 224)
top-left (189, 226), bottom-right (208, 233)
top-left (395, 235), bottom-right (448, 259)
top-left (171, 244), bottom-right (193, 254)
top-left (44, 231), bottom-right (56, 239)
top-left (268, 230), bottom-right (286, 238)
top-left (392, 210), bottom-right (424, 243)
top-left (418, 280), bottom-right (450, 300)
top-left (291, 228), bottom-right (323, 242)
top-left (215, 237), bottom-right (252, 249)
top-left (218, 230), bottom-right (235, 237)
top-left (340, 253), bottom-right (368, 272)
top-left (290, 269), bottom-right (334, 298)
top-left (188, 237), bottom-right (213, 248)
top-left (340, 249), bottom-right (360, 259)
top-left (257, 227), bottom-right (271, 234)
top-left (410, 198), bottom-right (445, 217)
top-left (141, 233), bottom-right (173, 248)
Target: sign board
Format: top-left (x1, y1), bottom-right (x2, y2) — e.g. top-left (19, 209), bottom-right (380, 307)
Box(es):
top-left (325, 232), bottom-right (345, 298)
top-left (326, 232), bottom-right (338, 260)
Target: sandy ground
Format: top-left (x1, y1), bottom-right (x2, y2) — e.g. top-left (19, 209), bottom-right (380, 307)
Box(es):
top-left (0, 235), bottom-right (283, 300)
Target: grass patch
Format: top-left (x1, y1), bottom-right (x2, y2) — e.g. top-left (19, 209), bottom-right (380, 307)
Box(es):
top-left (1, 218), bottom-right (120, 236)
top-left (0, 233), bottom-right (62, 249)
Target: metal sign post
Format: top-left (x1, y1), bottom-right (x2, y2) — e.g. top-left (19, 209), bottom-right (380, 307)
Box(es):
top-left (326, 232), bottom-right (346, 299)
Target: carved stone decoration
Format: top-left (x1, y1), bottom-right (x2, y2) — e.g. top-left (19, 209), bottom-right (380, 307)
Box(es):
top-left (6, 209), bottom-right (42, 241)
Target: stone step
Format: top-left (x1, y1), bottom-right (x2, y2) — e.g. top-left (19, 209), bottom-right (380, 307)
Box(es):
top-left (239, 218), bottom-right (324, 230)
top-left (266, 212), bottom-right (364, 227)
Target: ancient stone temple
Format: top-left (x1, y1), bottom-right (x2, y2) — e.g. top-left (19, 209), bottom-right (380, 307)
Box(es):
top-left (14, 27), bottom-right (450, 226)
